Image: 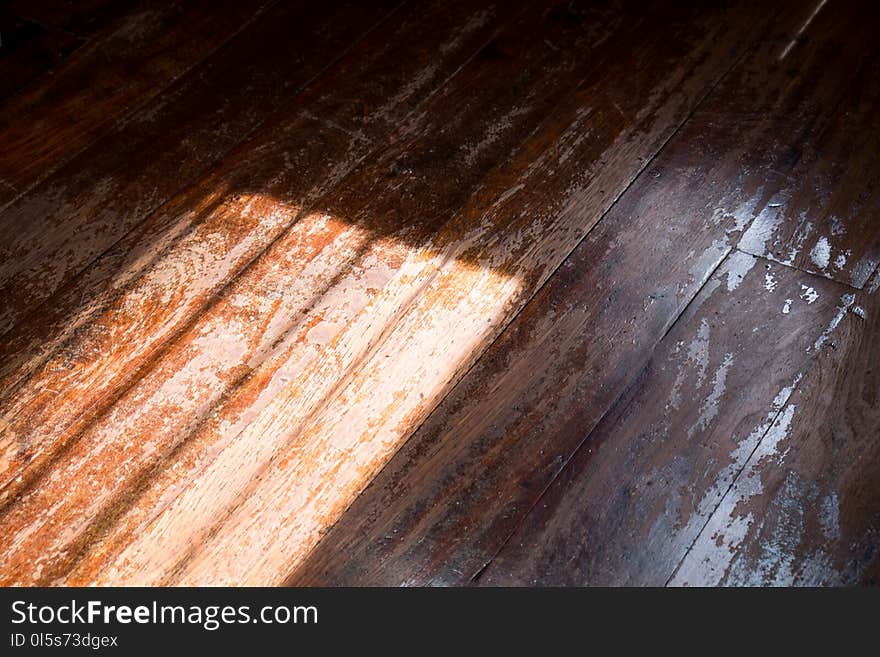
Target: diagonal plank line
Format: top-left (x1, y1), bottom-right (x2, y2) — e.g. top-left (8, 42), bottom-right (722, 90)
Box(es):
top-left (464, 20), bottom-right (778, 585)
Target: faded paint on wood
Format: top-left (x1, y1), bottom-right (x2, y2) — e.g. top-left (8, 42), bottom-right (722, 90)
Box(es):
top-left (0, 0), bottom-right (400, 336)
top-left (738, 51), bottom-right (880, 288)
top-left (292, 0), bottom-right (874, 586)
top-left (669, 288), bottom-right (879, 586)
top-left (480, 253), bottom-right (860, 585)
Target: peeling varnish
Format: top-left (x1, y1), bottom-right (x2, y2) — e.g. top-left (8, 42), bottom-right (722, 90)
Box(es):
top-left (811, 292), bottom-right (855, 351)
top-left (799, 284), bottom-right (819, 304)
top-left (809, 235), bottom-right (831, 270)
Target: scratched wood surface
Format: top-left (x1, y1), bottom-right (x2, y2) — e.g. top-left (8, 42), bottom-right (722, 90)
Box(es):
top-left (0, 0), bottom-right (400, 336)
top-left (1, 0), bottom-right (877, 587)
top-left (292, 0), bottom-right (876, 585)
top-left (670, 289), bottom-right (879, 586)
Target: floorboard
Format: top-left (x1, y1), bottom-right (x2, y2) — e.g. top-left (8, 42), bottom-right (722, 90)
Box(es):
top-left (0, 0), bottom-right (272, 208)
top-left (293, 0), bottom-right (877, 586)
top-left (0, 0), bottom-right (876, 588)
top-left (0, 0), bottom-right (400, 336)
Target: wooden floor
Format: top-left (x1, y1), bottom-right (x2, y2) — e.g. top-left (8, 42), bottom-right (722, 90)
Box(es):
top-left (0, 0), bottom-right (877, 586)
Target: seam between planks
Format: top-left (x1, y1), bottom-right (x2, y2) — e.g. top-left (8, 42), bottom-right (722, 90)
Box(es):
top-left (663, 246), bottom-right (862, 586)
top-left (736, 248), bottom-right (867, 291)
top-left (462, 16), bottom-right (785, 585)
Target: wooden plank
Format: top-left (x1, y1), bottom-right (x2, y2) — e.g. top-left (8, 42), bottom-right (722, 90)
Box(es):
top-left (292, 0), bottom-right (874, 585)
top-left (479, 253), bottom-right (860, 585)
top-left (670, 289), bottom-right (879, 586)
top-left (738, 51), bottom-right (880, 288)
top-left (0, 10), bottom-right (84, 102)
top-left (0, 0), bottom-right (271, 208)
top-left (0, 0), bottom-right (531, 585)
top-left (0, 0), bottom-right (399, 337)
top-left (58, 1), bottom-right (791, 586)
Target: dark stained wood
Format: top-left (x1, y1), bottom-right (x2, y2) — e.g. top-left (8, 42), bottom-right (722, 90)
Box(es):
top-left (480, 253), bottom-right (859, 585)
top-left (127, 0), bottom-right (795, 586)
top-left (291, 0), bottom-right (875, 586)
top-left (0, 0), bottom-right (272, 208)
top-left (1, 0), bottom-right (773, 586)
top-left (738, 52), bottom-right (880, 289)
top-left (0, 0), bottom-right (876, 588)
top-left (670, 289), bottom-right (879, 586)
top-left (0, 10), bottom-right (84, 102)
top-left (0, 0), bottom-right (400, 337)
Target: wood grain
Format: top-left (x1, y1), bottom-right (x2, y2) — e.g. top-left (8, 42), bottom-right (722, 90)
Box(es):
top-left (94, 0), bottom-right (786, 586)
top-left (0, 0), bottom-right (528, 585)
top-left (480, 252), bottom-right (859, 585)
top-left (292, 0), bottom-right (874, 586)
top-left (738, 50), bottom-right (880, 288)
top-left (0, 0), bottom-right (399, 336)
top-left (1, 0), bottom-right (875, 588)
top-left (670, 288), bottom-right (879, 586)
top-left (0, 0), bottom-right (271, 208)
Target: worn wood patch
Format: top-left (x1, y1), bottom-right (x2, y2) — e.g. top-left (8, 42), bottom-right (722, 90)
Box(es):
top-left (670, 288), bottom-right (879, 586)
top-left (738, 50), bottom-right (880, 288)
top-left (292, 0), bottom-right (873, 586)
top-left (0, 0), bottom-right (399, 336)
top-left (0, 0), bottom-right (529, 585)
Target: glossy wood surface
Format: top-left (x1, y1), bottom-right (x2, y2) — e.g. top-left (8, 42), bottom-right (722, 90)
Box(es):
top-left (1, 0), bottom-right (877, 586)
